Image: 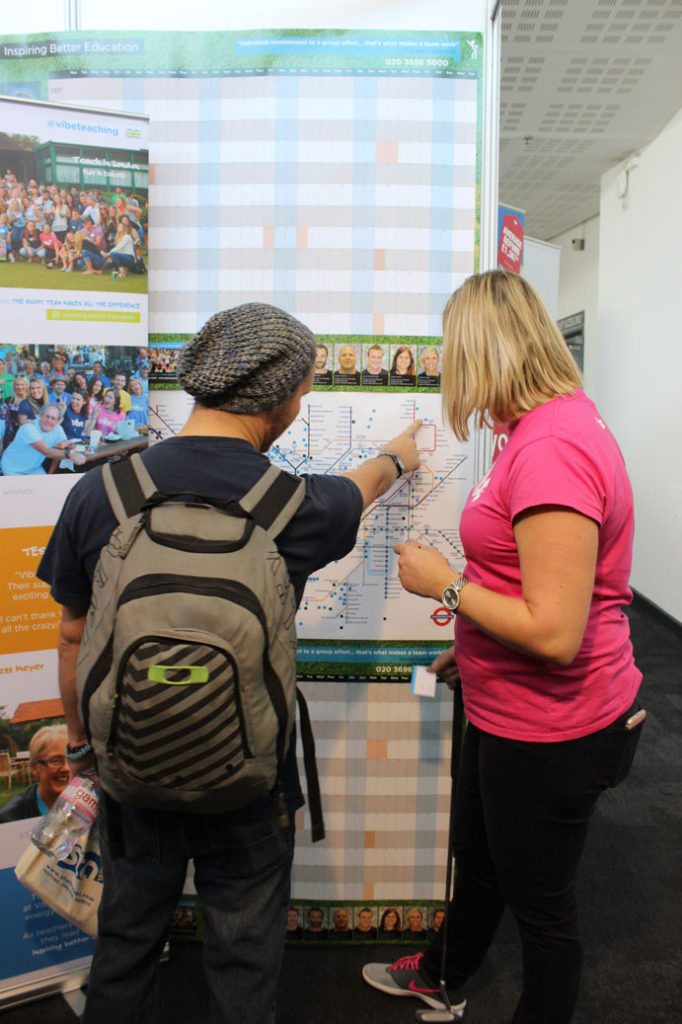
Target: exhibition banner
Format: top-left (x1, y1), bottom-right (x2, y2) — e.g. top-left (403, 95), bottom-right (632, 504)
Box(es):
top-left (0, 94), bottom-right (149, 1001)
top-left (0, 6), bottom-right (492, 911)
top-left (0, 26), bottom-right (485, 677)
top-left (0, 820), bottom-right (94, 1000)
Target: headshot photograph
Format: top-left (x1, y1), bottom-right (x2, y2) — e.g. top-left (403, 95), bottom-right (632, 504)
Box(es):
top-left (378, 906), bottom-right (402, 939)
top-left (329, 906), bottom-right (353, 939)
top-left (402, 905), bottom-right (427, 939)
top-left (353, 907), bottom-right (378, 940)
top-left (286, 905), bottom-right (304, 940)
top-left (417, 345), bottom-right (442, 387)
top-left (428, 906), bottom-right (446, 936)
top-left (313, 343), bottom-right (333, 385)
top-left (303, 906), bottom-right (328, 940)
top-left (389, 344), bottom-right (417, 385)
top-left (334, 343), bottom-right (361, 385)
top-left (361, 343), bottom-right (388, 385)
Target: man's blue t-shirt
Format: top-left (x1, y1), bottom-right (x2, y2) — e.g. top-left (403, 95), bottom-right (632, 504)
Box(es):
top-left (38, 435), bottom-right (363, 813)
top-left (1, 421), bottom-right (66, 475)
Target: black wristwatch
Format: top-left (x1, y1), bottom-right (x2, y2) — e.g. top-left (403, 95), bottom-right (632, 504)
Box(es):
top-left (379, 450), bottom-right (405, 478)
top-left (441, 575), bottom-right (469, 612)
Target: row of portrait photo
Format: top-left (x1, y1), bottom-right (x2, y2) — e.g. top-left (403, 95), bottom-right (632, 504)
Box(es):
top-left (0, 344), bottom-right (150, 477)
top-left (313, 339), bottom-right (442, 390)
top-left (284, 903), bottom-right (446, 943)
top-left (167, 899), bottom-right (447, 945)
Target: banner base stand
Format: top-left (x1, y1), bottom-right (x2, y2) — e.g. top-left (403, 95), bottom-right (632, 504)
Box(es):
top-left (0, 961), bottom-right (90, 1012)
top-left (62, 986), bottom-right (87, 1017)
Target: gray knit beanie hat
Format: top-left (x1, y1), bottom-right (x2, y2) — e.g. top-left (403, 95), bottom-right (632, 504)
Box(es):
top-left (177, 303), bottom-right (317, 413)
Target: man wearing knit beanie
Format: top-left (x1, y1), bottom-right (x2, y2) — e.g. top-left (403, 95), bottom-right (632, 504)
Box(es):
top-left (39, 301), bottom-right (422, 1024)
top-left (177, 302), bottom-right (318, 415)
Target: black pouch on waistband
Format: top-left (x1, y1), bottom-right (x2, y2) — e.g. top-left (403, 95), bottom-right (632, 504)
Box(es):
top-left (598, 700), bottom-right (646, 789)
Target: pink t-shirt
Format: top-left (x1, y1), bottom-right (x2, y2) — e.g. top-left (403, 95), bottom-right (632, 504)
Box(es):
top-left (94, 408), bottom-right (125, 435)
top-left (456, 389), bottom-right (641, 742)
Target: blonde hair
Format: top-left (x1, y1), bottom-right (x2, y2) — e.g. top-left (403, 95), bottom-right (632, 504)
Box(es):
top-left (29, 724), bottom-right (67, 765)
top-left (441, 270), bottom-right (581, 440)
top-left (419, 346), bottom-right (440, 371)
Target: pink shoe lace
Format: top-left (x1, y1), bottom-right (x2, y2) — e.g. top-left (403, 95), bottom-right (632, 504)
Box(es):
top-left (389, 952), bottom-right (424, 974)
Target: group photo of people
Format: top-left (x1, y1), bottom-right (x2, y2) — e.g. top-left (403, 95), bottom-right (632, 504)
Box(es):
top-left (0, 161), bottom-right (148, 292)
top-left (0, 343), bottom-right (149, 476)
top-left (283, 904), bottom-right (446, 943)
top-left (312, 340), bottom-right (442, 390)
top-left (149, 342), bottom-right (183, 386)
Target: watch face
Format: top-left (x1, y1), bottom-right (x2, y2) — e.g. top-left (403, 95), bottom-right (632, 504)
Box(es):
top-left (441, 586), bottom-right (460, 611)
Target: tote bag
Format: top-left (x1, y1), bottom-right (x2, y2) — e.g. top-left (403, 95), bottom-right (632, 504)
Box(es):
top-left (14, 827), bottom-right (103, 937)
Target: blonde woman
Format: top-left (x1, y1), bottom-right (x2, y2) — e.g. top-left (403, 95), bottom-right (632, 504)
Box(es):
top-left (100, 214), bottom-right (139, 279)
top-left (417, 346), bottom-right (441, 386)
top-left (17, 375), bottom-right (48, 425)
top-left (0, 724), bottom-right (69, 822)
top-left (363, 271), bottom-right (644, 1023)
top-left (59, 229), bottom-right (84, 272)
top-left (1, 374), bottom-right (29, 449)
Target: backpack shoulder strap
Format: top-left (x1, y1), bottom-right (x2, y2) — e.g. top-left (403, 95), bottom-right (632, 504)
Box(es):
top-left (240, 464), bottom-right (305, 539)
top-left (102, 453), bottom-right (157, 524)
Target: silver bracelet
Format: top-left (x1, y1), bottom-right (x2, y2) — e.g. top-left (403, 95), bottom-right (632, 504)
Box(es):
top-left (65, 741), bottom-right (94, 763)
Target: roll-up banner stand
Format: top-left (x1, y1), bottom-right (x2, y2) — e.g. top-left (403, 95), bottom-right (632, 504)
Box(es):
top-left (0, 93), bottom-right (149, 1009)
top-left (0, 0), bottom-right (500, 1007)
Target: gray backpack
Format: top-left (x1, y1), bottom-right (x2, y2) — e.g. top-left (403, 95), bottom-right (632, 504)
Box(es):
top-left (76, 453), bottom-right (323, 836)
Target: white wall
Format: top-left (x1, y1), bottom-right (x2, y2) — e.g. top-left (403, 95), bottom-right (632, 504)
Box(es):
top-left (549, 216), bottom-right (600, 396)
top-left (596, 107), bottom-right (682, 622)
top-left (522, 237), bottom-right (560, 318)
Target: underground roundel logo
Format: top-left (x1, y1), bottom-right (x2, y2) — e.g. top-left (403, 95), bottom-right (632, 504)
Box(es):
top-left (431, 606), bottom-right (455, 627)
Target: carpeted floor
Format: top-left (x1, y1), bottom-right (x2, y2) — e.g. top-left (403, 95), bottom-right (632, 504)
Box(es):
top-left (2, 594), bottom-right (680, 1023)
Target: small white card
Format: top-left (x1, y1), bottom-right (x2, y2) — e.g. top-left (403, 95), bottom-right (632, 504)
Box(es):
top-left (410, 665), bottom-right (437, 699)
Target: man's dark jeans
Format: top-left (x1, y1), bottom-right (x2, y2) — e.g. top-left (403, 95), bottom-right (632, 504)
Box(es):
top-left (83, 795), bottom-right (293, 1024)
top-left (423, 703), bottom-right (642, 1023)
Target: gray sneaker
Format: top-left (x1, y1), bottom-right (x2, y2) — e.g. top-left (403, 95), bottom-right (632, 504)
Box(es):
top-left (362, 952), bottom-right (465, 1015)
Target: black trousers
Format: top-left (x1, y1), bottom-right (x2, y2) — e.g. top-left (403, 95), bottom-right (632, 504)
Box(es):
top-left (422, 701), bottom-right (642, 1024)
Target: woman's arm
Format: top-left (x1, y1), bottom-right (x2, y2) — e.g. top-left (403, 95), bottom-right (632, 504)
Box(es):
top-left (395, 507), bottom-right (598, 666)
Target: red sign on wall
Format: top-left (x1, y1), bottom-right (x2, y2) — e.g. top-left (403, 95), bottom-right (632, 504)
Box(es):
top-left (498, 213), bottom-right (524, 273)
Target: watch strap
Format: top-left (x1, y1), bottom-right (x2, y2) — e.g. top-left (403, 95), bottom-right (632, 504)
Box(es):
top-left (442, 575), bottom-right (469, 612)
top-left (379, 450), bottom-right (404, 478)
top-left (66, 741), bottom-right (94, 763)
